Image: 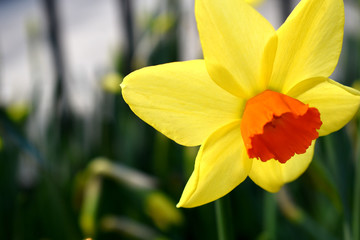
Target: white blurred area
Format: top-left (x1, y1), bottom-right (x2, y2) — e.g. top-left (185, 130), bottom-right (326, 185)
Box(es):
top-left (0, 0), bottom-right (123, 118)
top-left (0, 0), bottom-right (359, 119)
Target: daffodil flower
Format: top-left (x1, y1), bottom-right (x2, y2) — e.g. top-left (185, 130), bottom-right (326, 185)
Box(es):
top-left (121, 0), bottom-right (360, 208)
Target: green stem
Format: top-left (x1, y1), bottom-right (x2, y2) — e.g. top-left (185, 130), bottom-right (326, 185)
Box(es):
top-left (353, 119), bottom-right (360, 240)
top-left (323, 136), bottom-right (338, 180)
top-left (264, 192), bottom-right (277, 240)
top-left (215, 196), bottom-right (234, 240)
top-left (323, 135), bottom-right (352, 240)
top-left (354, 162), bottom-right (360, 240)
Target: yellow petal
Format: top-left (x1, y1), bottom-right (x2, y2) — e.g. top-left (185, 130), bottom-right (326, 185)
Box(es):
top-left (196, 0), bottom-right (275, 99)
top-left (269, 0), bottom-right (344, 93)
top-left (260, 33), bottom-right (278, 90)
top-left (249, 141), bottom-right (315, 192)
top-left (121, 60), bottom-right (243, 147)
top-left (245, 0), bottom-right (264, 7)
top-left (177, 121), bottom-right (252, 208)
top-left (287, 78), bottom-right (360, 136)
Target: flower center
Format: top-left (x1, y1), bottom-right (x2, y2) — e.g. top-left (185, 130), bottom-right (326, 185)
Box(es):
top-left (240, 90), bottom-right (322, 163)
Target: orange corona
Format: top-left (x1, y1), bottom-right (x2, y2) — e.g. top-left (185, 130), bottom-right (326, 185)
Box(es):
top-left (241, 90), bottom-right (322, 163)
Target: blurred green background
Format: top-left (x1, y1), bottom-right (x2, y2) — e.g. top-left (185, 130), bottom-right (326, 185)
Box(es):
top-left (0, 0), bottom-right (360, 239)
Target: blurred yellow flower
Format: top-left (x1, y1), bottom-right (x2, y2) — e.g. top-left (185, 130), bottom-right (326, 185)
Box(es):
top-left (6, 102), bottom-right (30, 122)
top-left (145, 192), bottom-right (183, 230)
top-left (102, 73), bottom-right (123, 94)
top-left (151, 13), bottom-right (176, 34)
top-left (121, 0), bottom-right (360, 208)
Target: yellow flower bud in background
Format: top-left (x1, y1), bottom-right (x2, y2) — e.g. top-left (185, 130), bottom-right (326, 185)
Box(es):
top-left (145, 192), bottom-right (183, 230)
top-left (102, 73), bottom-right (123, 94)
top-left (6, 102), bottom-right (30, 122)
top-left (151, 13), bottom-right (176, 34)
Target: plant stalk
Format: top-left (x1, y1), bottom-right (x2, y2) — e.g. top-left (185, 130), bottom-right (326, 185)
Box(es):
top-left (215, 196), bottom-right (234, 240)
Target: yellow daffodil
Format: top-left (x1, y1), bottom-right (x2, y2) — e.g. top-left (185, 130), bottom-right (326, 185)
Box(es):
top-left (121, 0), bottom-right (360, 208)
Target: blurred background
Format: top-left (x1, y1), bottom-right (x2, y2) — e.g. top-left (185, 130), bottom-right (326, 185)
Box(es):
top-left (0, 0), bottom-right (360, 239)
